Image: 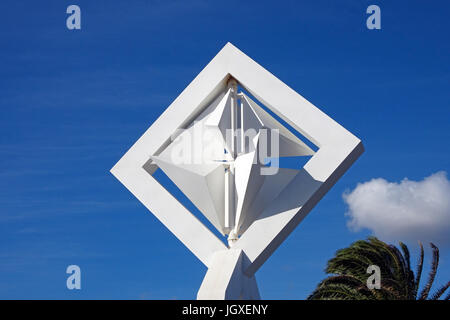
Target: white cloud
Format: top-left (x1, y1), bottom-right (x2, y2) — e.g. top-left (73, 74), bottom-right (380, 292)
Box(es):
top-left (343, 171), bottom-right (450, 246)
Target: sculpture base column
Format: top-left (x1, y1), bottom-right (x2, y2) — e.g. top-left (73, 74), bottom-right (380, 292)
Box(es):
top-left (197, 249), bottom-right (260, 300)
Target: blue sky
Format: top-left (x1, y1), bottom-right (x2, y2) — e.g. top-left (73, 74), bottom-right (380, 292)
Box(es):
top-left (0, 0), bottom-right (449, 299)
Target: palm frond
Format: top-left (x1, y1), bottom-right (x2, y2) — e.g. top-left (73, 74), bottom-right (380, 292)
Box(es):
top-left (444, 291), bottom-right (450, 300)
top-left (388, 244), bottom-right (411, 298)
top-left (430, 281), bottom-right (450, 300)
top-left (414, 241), bottom-right (424, 298)
top-left (399, 242), bottom-right (411, 271)
top-left (309, 283), bottom-right (371, 300)
top-left (418, 243), bottom-right (439, 300)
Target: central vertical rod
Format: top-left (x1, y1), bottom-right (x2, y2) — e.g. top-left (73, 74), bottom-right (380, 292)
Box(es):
top-left (240, 94), bottom-right (245, 154)
top-left (225, 78), bottom-right (238, 245)
top-left (228, 78), bottom-right (238, 158)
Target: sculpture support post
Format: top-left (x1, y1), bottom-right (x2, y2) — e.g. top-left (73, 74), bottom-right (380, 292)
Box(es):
top-left (197, 249), bottom-right (260, 300)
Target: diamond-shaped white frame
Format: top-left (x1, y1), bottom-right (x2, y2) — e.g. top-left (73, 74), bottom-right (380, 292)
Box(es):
top-left (111, 42), bottom-right (364, 276)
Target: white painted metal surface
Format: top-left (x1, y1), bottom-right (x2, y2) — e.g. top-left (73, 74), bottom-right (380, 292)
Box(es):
top-left (111, 43), bottom-right (364, 299)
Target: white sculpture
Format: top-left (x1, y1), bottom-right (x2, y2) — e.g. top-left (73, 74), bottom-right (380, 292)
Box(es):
top-left (111, 43), bottom-right (364, 299)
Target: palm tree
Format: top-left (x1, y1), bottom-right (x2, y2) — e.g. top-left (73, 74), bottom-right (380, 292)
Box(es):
top-left (308, 237), bottom-right (449, 300)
